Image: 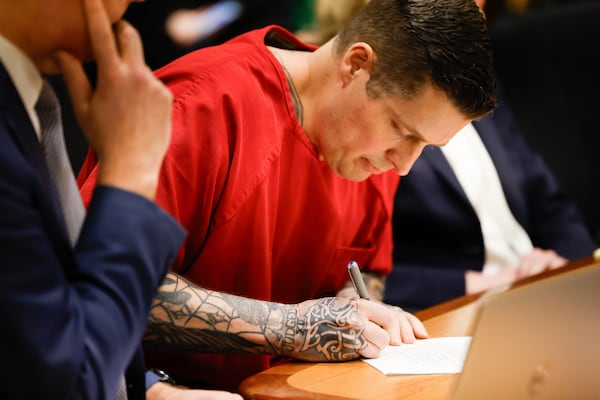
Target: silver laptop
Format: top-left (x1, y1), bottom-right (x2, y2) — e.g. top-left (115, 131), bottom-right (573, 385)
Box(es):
top-left (451, 263), bottom-right (600, 400)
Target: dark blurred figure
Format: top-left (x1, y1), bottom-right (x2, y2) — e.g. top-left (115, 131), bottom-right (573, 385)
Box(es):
top-left (122, 0), bottom-right (199, 70)
top-left (490, 1), bottom-right (600, 243)
top-left (124, 0), bottom-right (310, 70)
top-left (484, 0), bottom-right (600, 26)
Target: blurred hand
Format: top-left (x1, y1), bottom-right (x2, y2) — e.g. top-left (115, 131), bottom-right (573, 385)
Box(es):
top-left (166, 9), bottom-right (204, 47)
top-left (514, 247), bottom-right (567, 278)
top-left (166, 1), bottom-right (243, 47)
top-left (56, 0), bottom-right (173, 200)
top-left (147, 382), bottom-right (242, 400)
top-left (466, 247), bottom-right (568, 294)
top-left (466, 268), bottom-right (517, 294)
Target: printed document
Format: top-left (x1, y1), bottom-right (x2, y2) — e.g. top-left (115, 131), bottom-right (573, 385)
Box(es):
top-left (362, 336), bottom-right (472, 375)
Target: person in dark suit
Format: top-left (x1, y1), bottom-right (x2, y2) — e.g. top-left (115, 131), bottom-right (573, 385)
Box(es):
top-left (384, 96), bottom-right (598, 311)
top-left (0, 0), bottom-right (241, 399)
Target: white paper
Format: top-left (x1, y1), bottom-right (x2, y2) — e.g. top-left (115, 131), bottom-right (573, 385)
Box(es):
top-left (362, 336), bottom-right (472, 375)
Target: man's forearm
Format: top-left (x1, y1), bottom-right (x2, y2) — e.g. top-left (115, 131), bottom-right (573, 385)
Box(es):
top-left (143, 272), bottom-right (278, 354)
top-left (143, 273), bottom-right (367, 361)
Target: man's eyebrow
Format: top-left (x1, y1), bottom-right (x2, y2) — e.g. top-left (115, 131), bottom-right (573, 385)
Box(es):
top-left (402, 121), bottom-right (449, 147)
top-left (392, 105), bottom-right (452, 147)
top-left (392, 108), bottom-right (425, 141)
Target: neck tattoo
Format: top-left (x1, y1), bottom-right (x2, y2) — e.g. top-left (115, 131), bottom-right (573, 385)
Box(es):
top-left (271, 49), bottom-right (304, 127)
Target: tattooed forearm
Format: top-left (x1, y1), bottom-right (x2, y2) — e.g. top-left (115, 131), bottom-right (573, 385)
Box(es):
top-left (144, 315), bottom-right (264, 353)
top-left (280, 306), bottom-right (299, 355)
top-left (144, 272), bottom-right (367, 362)
top-left (144, 273), bottom-right (268, 353)
top-left (364, 273), bottom-right (385, 301)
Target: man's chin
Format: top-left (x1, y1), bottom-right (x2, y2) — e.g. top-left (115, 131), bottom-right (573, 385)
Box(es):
top-left (336, 169), bottom-right (370, 182)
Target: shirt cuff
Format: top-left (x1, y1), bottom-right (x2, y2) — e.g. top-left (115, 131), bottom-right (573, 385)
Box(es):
top-left (145, 370), bottom-right (162, 390)
top-left (145, 368), bottom-right (176, 390)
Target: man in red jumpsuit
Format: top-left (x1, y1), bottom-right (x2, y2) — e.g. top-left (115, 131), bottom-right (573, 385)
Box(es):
top-left (79, 0), bottom-right (496, 392)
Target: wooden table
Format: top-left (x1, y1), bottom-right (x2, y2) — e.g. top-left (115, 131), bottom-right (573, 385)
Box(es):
top-left (239, 256), bottom-right (598, 400)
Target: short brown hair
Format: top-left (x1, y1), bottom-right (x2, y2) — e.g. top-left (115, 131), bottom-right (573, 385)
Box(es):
top-left (334, 0), bottom-right (496, 119)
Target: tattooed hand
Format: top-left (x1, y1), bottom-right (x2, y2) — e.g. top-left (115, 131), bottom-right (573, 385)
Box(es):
top-left (267, 296), bottom-right (428, 361)
top-left (266, 297), bottom-right (372, 361)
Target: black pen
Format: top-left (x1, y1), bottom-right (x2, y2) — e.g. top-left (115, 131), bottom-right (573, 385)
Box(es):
top-left (347, 260), bottom-right (370, 300)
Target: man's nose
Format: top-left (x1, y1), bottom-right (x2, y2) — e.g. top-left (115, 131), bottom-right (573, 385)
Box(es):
top-left (386, 143), bottom-right (427, 176)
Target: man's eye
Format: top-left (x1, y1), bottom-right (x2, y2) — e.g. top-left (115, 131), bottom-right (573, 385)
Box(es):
top-left (394, 127), bottom-right (410, 139)
top-left (401, 133), bottom-right (417, 142)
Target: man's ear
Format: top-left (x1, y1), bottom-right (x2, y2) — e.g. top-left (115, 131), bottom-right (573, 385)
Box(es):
top-left (340, 42), bottom-right (375, 87)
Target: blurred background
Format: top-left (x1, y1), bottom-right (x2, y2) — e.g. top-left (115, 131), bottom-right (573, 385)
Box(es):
top-left (55, 0), bottom-right (600, 243)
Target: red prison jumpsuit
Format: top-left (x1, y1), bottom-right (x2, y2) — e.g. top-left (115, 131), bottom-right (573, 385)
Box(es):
top-left (78, 26), bottom-right (400, 391)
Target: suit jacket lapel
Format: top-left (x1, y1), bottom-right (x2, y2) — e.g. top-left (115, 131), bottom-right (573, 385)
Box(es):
top-left (421, 146), bottom-right (472, 205)
top-left (420, 122), bottom-right (527, 227)
top-left (474, 118), bottom-right (527, 225)
top-left (0, 63), bottom-right (73, 259)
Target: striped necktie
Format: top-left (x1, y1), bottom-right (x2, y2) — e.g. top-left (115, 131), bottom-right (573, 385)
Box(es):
top-left (35, 80), bottom-right (85, 246)
top-left (35, 81), bottom-right (128, 399)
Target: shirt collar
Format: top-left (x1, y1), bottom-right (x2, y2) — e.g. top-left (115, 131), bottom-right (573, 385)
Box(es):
top-left (0, 33), bottom-right (44, 140)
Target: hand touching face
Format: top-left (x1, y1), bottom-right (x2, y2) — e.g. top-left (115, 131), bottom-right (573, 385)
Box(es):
top-left (56, 0), bottom-right (173, 200)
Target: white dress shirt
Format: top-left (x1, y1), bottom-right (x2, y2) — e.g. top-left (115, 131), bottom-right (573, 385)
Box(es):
top-left (441, 123), bottom-right (534, 275)
top-left (0, 33), bottom-right (43, 140)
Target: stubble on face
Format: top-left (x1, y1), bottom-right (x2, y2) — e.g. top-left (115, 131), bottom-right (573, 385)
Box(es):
top-left (316, 95), bottom-right (397, 182)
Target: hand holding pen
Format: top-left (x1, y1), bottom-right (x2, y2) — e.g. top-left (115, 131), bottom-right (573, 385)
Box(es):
top-left (346, 260), bottom-right (429, 344)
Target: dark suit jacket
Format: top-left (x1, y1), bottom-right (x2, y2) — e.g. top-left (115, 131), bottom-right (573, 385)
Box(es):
top-left (0, 63), bottom-right (185, 398)
top-left (384, 99), bottom-right (597, 311)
